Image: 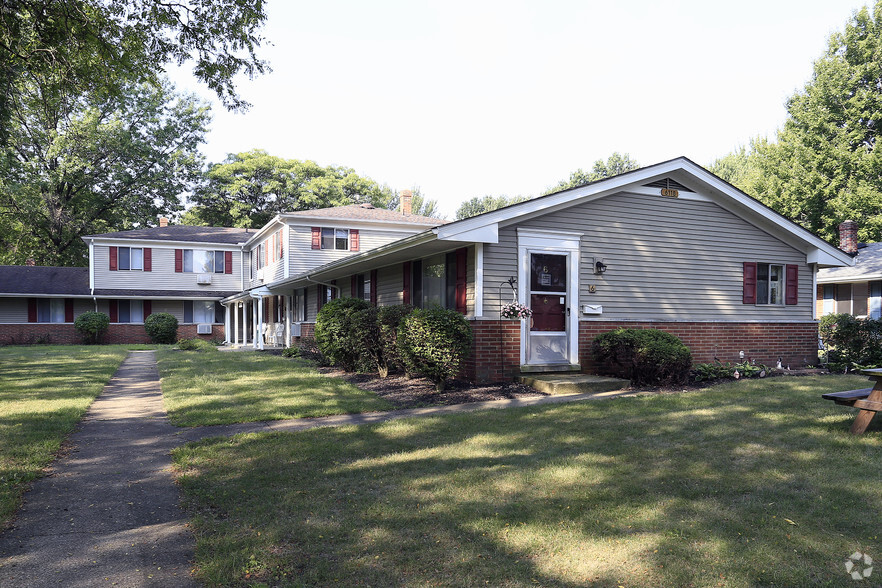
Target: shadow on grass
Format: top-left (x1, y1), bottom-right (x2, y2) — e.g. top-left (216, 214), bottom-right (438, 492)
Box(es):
top-left (173, 374), bottom-right (881, 586)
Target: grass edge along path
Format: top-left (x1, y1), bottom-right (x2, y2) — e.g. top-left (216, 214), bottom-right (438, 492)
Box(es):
top-left (173, 374), bottom-right (880, 587)
top-left (156, 349), bottom-right (393, 427)
top-left (0, 345), bottom-right (130, 526)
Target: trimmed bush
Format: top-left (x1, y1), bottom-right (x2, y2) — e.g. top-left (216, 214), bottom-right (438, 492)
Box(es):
top-left (819, 313), bottom-right (882, 372)
top-left (73, 311), bottom-right (110, 344)
top-left (177, 337), bottom-right (217, 351)
top-left (144, 312), bottom-right (178, 344)
top-left (354, 304), bottom-right (413, 377)
top-left (592, 328), bottom-right (692, 386)
top-left (397, 306), bottom-right (472, 392)
top-left (315, 297), bottom-right (370, 371)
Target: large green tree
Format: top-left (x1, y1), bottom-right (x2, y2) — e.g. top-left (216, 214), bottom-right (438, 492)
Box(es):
top-left (549, 152), bottom-right (640, 193)
top-left (713, 3), bottom-right (882, 243)
top-left (0, 77), bottom-right (209, 265)
top-left (455, 194), bottom-right (529, 220)
top-left (1, 0), bottom-right (267, 136)
top-left (183, 150), bottom-right (407, 228)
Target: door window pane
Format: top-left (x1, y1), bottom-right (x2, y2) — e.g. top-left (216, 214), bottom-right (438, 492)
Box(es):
top-left (530, 253), bottom-right (567, 292)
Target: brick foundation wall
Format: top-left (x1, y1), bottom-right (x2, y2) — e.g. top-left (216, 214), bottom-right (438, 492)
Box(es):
top-left (0, 323), bottom-right (224, 345)
top-left (290, 323), bottom-right (315, 347)
top-left (579, 321), bottom-right (819, 369)
top-left (461, 320), bottom-right (521, 383)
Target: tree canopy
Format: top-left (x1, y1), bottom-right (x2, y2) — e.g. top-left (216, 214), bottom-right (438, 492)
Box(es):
top-left (549, 152), bottom-right (640, 193)
top-left (0, 0), bottom-right (267, 140)
top-left (455, 195), bottom-right (530, 220)
top-left (0, 77), bottom-right (209, 265)
top-left (183, 150), bottom-right (416, 228)
top-left (712, 2), bottom-right (882, 243)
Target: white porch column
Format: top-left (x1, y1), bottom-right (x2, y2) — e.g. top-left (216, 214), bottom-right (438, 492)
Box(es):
top-left (252, 299), bottom-right (259, 349)
top-left (224, 304), bottom-right (231, 345)
top-left (285, 294), bottom-right (292, 348)
top-left (233, 303), bottom-right (239, 347)
top-left (257, 297), bottom-right (265, 351)
top-left (241, 303), bottom-right (246, 346)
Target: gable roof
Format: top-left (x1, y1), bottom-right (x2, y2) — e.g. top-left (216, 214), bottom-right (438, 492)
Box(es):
top-left (0, 266), bottom-right (90, 296)
top-left (818, 242), bottom-right (882, 283)
top-left (84, 225), bottom-right (252, 244)
top-left (282, 204), bottom-right (444, 226)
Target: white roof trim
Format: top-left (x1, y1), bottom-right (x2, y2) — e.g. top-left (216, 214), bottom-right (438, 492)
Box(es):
top-left (88, 237), bottom-right (245, 249)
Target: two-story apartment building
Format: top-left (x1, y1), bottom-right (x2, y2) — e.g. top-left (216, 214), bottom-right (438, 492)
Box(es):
top-left (0, 159), bottom-right (856, 382)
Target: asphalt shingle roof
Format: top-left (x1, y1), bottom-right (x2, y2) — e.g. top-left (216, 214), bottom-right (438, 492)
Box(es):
top-left (819, 242), bottom-right (882, 281)
top-left (84, 225), bottom-right (253, 244)
top-left (0, 266), bottom-right (90, 296)
top-left (284, 204), bottom-right (445, 225)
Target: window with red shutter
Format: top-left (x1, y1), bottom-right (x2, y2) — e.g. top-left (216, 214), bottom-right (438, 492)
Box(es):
top-left (311, 227), bottom-right (321, 250)
top-left (27, 298), bottom-right (37, 322)
top-left (109, 300), bottom-right (119, 323)
top-left (455, 248), bottom-right (467, 314)
top-left (350, 229), bottom-right (359, 251)
top-left (143, 248), bottom-right (152, 272)
top-left (225, 251), bottom-right (233, 274)
top-left (109, 246), bottom-right (118, 271)
top-left (743, 262), bottom-right (757, 304)
top-left (64, 299), bottom-right (74, 323)
top-left (402, 262), bottom-right (411, 305)
top-left (785, 264), bottom-right (799, 305)
top-left (143, 300), bottom-right (152, 318)
top-left (370, 270), bottom-right (378, 306)
top-left (175, 249), bottom-right (183, 272)
top-left (351, 275), bottom-right (357, 297)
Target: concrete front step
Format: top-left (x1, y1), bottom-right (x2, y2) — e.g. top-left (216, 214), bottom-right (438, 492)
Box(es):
top-left (518, 373), bottom-right (630, 395)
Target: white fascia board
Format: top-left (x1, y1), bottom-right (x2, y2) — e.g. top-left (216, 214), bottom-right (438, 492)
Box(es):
top-left (281, 215), bottom-right (441, 233)
top-left (88, 237), bottom-right (244, 250)
top-left (0, 294), bottom-right (95, 299)
top-left (242, 216), bottom-right (284, 247)
top-left (817, 272), bottom-right (882, 284)
top-left (807, 249), bottom-right (856, 267)
top-left (436, 223), bottom-right (499, 243)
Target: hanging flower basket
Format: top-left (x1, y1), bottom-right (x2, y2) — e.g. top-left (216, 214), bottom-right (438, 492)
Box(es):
top-left (501, 302), bottom-right (533, 320)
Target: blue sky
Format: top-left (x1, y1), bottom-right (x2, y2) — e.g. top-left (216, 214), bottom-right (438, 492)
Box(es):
top-left (169, 0), bottom-right (870, 217)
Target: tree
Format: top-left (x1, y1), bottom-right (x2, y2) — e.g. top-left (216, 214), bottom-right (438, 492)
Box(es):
top-left (0, 77), bottom-right (209, 265)
top-left (0, 0), bottom-right (267, 139)
top-left (549, 152), bottom-right (640, 193)
top-left (183, 150), bottom-right (401, 228)
top-left (715, 3), bottom-right (882, 243)
top-left (455, 194), bottom-right (530, 220)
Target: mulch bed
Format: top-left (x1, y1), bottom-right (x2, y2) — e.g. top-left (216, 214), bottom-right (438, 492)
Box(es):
top-left (316, 367), bottom-right (546, 409)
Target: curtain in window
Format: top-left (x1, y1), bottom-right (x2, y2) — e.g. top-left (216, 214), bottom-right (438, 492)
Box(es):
top-left (870, 282), bottom-right (882, 319)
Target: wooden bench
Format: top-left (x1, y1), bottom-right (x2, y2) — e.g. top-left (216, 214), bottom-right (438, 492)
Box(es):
top-left (824, 369), bottom-right (882, 434)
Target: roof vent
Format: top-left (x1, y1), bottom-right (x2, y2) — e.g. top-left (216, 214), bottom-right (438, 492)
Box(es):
top-left (360, 203), bottom-right (375, 209)
top-left (644, 177), bottom-right (693, 192)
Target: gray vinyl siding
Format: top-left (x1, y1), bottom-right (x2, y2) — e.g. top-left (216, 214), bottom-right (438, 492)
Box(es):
top-left (286, 225), bottom-right (418, 277)
top-left (94, 245), bottom-right (243, 292)
top-left (483, 191), bottom-right (814, 321)
top-left (306, 285), bottom-right (318, 322)
top-left (0, 298), bottom-right (93, 323)
top-left (0, 298), bottom-right (27, 322)
top-left (377, 264), bottom-right (402, 306)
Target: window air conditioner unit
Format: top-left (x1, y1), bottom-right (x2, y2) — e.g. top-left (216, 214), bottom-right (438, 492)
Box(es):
top-left (292, 323), bottom-right (302, 337)
top-left (196, 323), bottom-right (212, 335)
top-left (196, 273), bottom-right (212, 285)
top-left (256, 268), bottom-right (264, 280)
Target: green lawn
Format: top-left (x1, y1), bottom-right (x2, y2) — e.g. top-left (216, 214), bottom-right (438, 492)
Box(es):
top-left (156, 350), bottom-right (393, 426)
top-left (0, 345), bottom-right (130, 526)
top-left (173, 374), bottom-right (881, 587)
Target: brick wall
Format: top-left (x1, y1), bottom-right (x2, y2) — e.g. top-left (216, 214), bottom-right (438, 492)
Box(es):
top-left (290, 322), bottom-right (315, 347)
top-left (0, 323), bottom-right (224, 345)
top-left (579, 321), bottom-right (819, 369)
top-left (461, 319), bottom-right (520, 383)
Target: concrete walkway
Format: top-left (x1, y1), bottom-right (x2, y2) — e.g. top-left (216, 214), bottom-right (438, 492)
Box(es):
top-left (0, 351), bottom-right (633, 587)
top-left (0, 351), bottom-right (198, 587)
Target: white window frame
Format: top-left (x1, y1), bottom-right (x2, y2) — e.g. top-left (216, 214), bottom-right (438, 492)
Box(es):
top-left (184, 249), bottom-right (223, 273)
top-left (118, 246), bottom-right (143, 271)
top-left (756, 262), bottom-right (785, 306)
top-left (37, 298), bottom-right (66, 323)
top-left (320, 228), bottom-right (349, 250)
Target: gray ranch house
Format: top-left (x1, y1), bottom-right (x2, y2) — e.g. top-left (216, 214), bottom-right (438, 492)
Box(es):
top-left (0, 157), bottom-right (853, 381)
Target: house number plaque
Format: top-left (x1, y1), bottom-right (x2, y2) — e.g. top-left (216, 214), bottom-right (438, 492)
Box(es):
top-left (660, 188), bottom-right (679, 198)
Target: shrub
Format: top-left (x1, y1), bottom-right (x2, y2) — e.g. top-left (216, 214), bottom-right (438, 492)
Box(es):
top-left (281, 346), bottom-right (301, 358)
top-left (293, 336), bottom-right (328, 365)
top-left (692, 360), bottom-right (771, 382)
top-left (314, 297), bottom-right (370, 371)
top-left (353, 304), bottom-right (413, 378)
top-left (397, 306), bottom-right (472, 392)
top-left (592, 328), bottom-right (692, 386)
top-left (144, 312), bottom-right (178, 344)
top-left (73, 311), bottom-right (110, 344)
top-left (818, 313), bottom-right (882, 372)
top-left (176, 337), bottom-right (217, 351)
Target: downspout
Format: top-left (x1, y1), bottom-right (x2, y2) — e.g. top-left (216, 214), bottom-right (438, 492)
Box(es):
top-left (88, 238), bottom-right (97, 311)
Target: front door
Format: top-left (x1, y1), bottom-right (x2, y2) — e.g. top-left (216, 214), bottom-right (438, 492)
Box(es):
top-left (526, 252), bottom-right (569, 364)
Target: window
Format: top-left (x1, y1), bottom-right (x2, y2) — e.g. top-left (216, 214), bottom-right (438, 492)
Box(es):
top-left (321, 228), bottom-right (349, 250)
top-left (118, 247), bottom-right (143, 271)
top-left (743, 262), bottom-right (797, 306)
top-left (293, 289), bottom-right (306, 321)
top-left (257, 244), bottom-right (265, 269)
top-left (37, 299), bottom-right (65, 323)
top-left (757, 263), bottom-right (784, 305)
top-left (183, 249), bottom-right (225, 273)
top-left (117, 300), bottom-right (144, 323)
top-left (183, 300), bottom-right (224, 323)
top-left (408, 249), bottom-right (468, 313)
top-left (870, 282), bottom-right (881, 319)
top-left (822, 285), bottom-right (837, 316)
top-left (356, 274), bottom-right (371, 301)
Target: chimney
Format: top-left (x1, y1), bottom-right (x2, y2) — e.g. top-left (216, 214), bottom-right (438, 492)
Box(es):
top-left (400, 189), bottom-right (412, 216)
top-left (839, 219), bottom-right (858, 254)
top-left (159, 216), bottom-right (169, 228)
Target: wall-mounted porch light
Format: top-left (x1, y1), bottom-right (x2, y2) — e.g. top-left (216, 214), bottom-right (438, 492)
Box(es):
top-left (594, 258), bottom-right (608, 275)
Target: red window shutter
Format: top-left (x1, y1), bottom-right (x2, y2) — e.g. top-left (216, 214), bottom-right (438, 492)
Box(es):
top-left (143, 300), bottom-right (152, 318)
top-left (350, 229), bottom-right (359, 251)
top-left (109, 300), bottom-right (118, 323)
top-left (370, 270), bottom-right (378, 306)
top-left (455, 247), bottom-right (468, 314)
top-left (402, 261), bottom-right (411, 305)
top-left (265, 240), bottom-right (269, 266)
top-left (317, 286), bottom-right (325, 311)
top-left (109, 246), bottom-right (118, 271)
top-left (743, 262), bottom-right (757, 304)
top-left (143, 247), bottom-right (152, 272)
top-left (331, 280), bottom-right (338, 300)
top-left (312, 227), bottom-right (321, 250)
top-left (64, 298), bottom-right (74, 323)
top-left (224, 251), bottom-right (233, 274)
top-left (785, 264), bottom-right (799, 305)
top-left (351, 275), bottom-right (357, 297)
top-left (27, 298), bottom-right (37, 322)
top-left (174, 249), bottom-right (183, 273)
